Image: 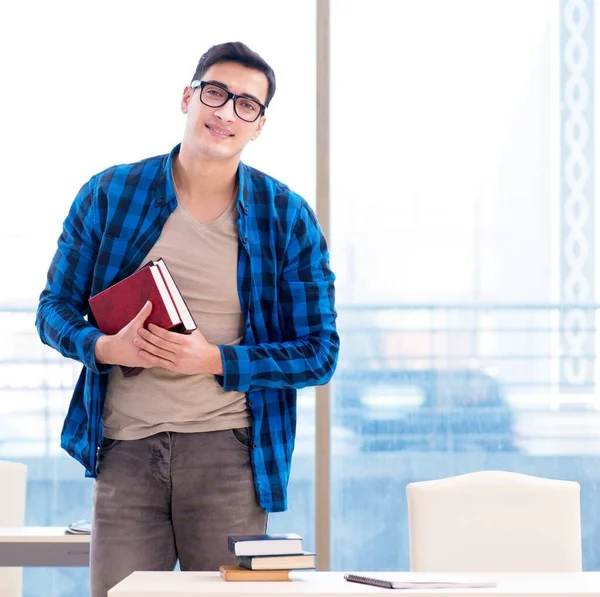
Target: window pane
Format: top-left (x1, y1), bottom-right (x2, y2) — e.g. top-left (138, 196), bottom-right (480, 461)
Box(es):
top-left (331, 0), bottom-right (599, 571)
top-left (0, 2), bottom-right (315, 595)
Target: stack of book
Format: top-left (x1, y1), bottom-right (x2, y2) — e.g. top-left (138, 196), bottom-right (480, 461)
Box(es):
top-left (220, 533), bottom-right (316, 582)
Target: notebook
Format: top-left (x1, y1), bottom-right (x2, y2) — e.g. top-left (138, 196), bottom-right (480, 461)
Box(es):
top-left (344, 574), bottom-right (497, 590)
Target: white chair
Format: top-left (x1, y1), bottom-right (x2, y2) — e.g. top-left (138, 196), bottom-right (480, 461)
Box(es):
top-left (407, 470), bottom-right (581, 572)
top-left (0, 461), bottom-right (27, 597)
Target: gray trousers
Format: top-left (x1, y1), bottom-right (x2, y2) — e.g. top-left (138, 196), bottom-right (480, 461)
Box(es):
top-left (90, 429), bottom-right (268, 597)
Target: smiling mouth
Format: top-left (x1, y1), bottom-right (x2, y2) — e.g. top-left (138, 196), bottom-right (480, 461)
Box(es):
top-left (206, 124), bottom-right (234, 138)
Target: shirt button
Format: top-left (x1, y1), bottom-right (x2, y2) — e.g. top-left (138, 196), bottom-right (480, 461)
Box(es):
top-left (243, 206), bottom-right (249, 214)
top-left (248, 401), bottom-right (253, 407)
top-left (156, 198), bottom-right (164, 205)
top-left (246, 322), bottom-right (251, 329)
top-left (252, 444), bottom-right (257, 449)
top-left (243, 237), bottom-right (248, 243)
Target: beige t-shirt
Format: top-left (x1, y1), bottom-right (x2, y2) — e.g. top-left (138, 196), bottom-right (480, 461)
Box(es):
top-left (102, 200), bottom-right (250, 440)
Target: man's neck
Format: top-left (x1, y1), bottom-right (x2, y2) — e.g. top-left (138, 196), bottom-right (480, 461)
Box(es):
top-left (173, 144), bottom-right (238, 206)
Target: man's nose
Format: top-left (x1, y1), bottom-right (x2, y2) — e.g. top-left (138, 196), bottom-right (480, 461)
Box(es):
top-left (214, 98), bottom-right (236, 122)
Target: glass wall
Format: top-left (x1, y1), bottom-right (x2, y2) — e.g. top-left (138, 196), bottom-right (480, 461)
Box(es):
top-left (330, 0), bottom-right (600, 571)
top-left (1, 1), bottom-right (600, 595)
top-left (0, 1), bottom-right (315, 595)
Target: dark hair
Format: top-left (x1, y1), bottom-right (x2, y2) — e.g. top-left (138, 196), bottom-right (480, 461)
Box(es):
top-left (191, 42), bottom-right (276, 107)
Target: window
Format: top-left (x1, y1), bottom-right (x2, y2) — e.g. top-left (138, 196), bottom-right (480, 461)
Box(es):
top-left (3, 1), bottom-right (600, 592)
top-left (0, 2), bottom-right (315, 595)
top-left (330, 0), bottom-right (600, 571)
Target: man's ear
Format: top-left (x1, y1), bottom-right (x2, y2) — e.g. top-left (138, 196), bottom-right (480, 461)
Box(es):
top-left (181, 86), bottom-right (193, 114)
top-left (251, 115), bottom-right (267, 140)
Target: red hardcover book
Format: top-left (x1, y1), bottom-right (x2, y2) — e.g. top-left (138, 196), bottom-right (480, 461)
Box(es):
top-left (88, 259), bottom-right (196, 377)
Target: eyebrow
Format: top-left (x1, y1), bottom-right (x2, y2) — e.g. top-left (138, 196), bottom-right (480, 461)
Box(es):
top-left (205, 79), bottom-right (264, 106)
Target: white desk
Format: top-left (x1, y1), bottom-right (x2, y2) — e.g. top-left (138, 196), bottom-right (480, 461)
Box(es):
top-left (108, 571), bottom-right (600, 597)
top-left (0, 527), bottom-right (90, 567)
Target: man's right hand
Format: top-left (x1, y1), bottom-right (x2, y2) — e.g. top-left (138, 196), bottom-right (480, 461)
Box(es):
top-left (94, 301), bottom-right (153, 366)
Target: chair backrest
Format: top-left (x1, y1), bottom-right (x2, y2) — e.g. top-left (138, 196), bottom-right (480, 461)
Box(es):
top-left (407, 470), bottom-right (582, 572)
top-left (0, 460), bottom-right (27, 597)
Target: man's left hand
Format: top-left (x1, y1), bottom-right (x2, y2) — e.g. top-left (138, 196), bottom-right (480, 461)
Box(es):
top-left (134, 325), bottom-right (224, 375)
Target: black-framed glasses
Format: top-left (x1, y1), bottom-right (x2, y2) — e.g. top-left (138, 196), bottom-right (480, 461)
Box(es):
top-left (191, 80), bottom-right (266, 123)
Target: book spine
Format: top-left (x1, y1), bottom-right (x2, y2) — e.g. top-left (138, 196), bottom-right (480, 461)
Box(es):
top-left (350, 575), bottom-right (391, 588)
top-left (236, 557), bottom-right (253, 570)
top-left (227, 536), bottom-right (236, 555)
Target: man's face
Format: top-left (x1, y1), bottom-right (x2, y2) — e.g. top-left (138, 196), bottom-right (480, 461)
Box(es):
top-left (181, 61), bottom-right (268, 161)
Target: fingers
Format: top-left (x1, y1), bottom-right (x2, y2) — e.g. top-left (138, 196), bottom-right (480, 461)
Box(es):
top-left (135, 337), bottom-right (176, 360)
top-left (136, 331), bottom-right (177, 355)
top-left (138, 350), bottom-right (173, 369)
top-left (133, 301), bottom-right (152, 325)
top-left (147, 323), bottom-right (184, 343)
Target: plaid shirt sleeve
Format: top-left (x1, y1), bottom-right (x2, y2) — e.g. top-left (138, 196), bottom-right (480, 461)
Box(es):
top-left (218, 202), bottom-right (339, 392)
top-left (35, 178), bottom-right (107, 374)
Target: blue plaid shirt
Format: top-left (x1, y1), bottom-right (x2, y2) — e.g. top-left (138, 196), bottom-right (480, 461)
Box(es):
top-left (36, 144), bottom-right (339, 512)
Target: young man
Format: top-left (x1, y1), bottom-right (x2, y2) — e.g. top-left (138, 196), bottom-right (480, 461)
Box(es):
top-left (36, 42), bottom-right (338, 597)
